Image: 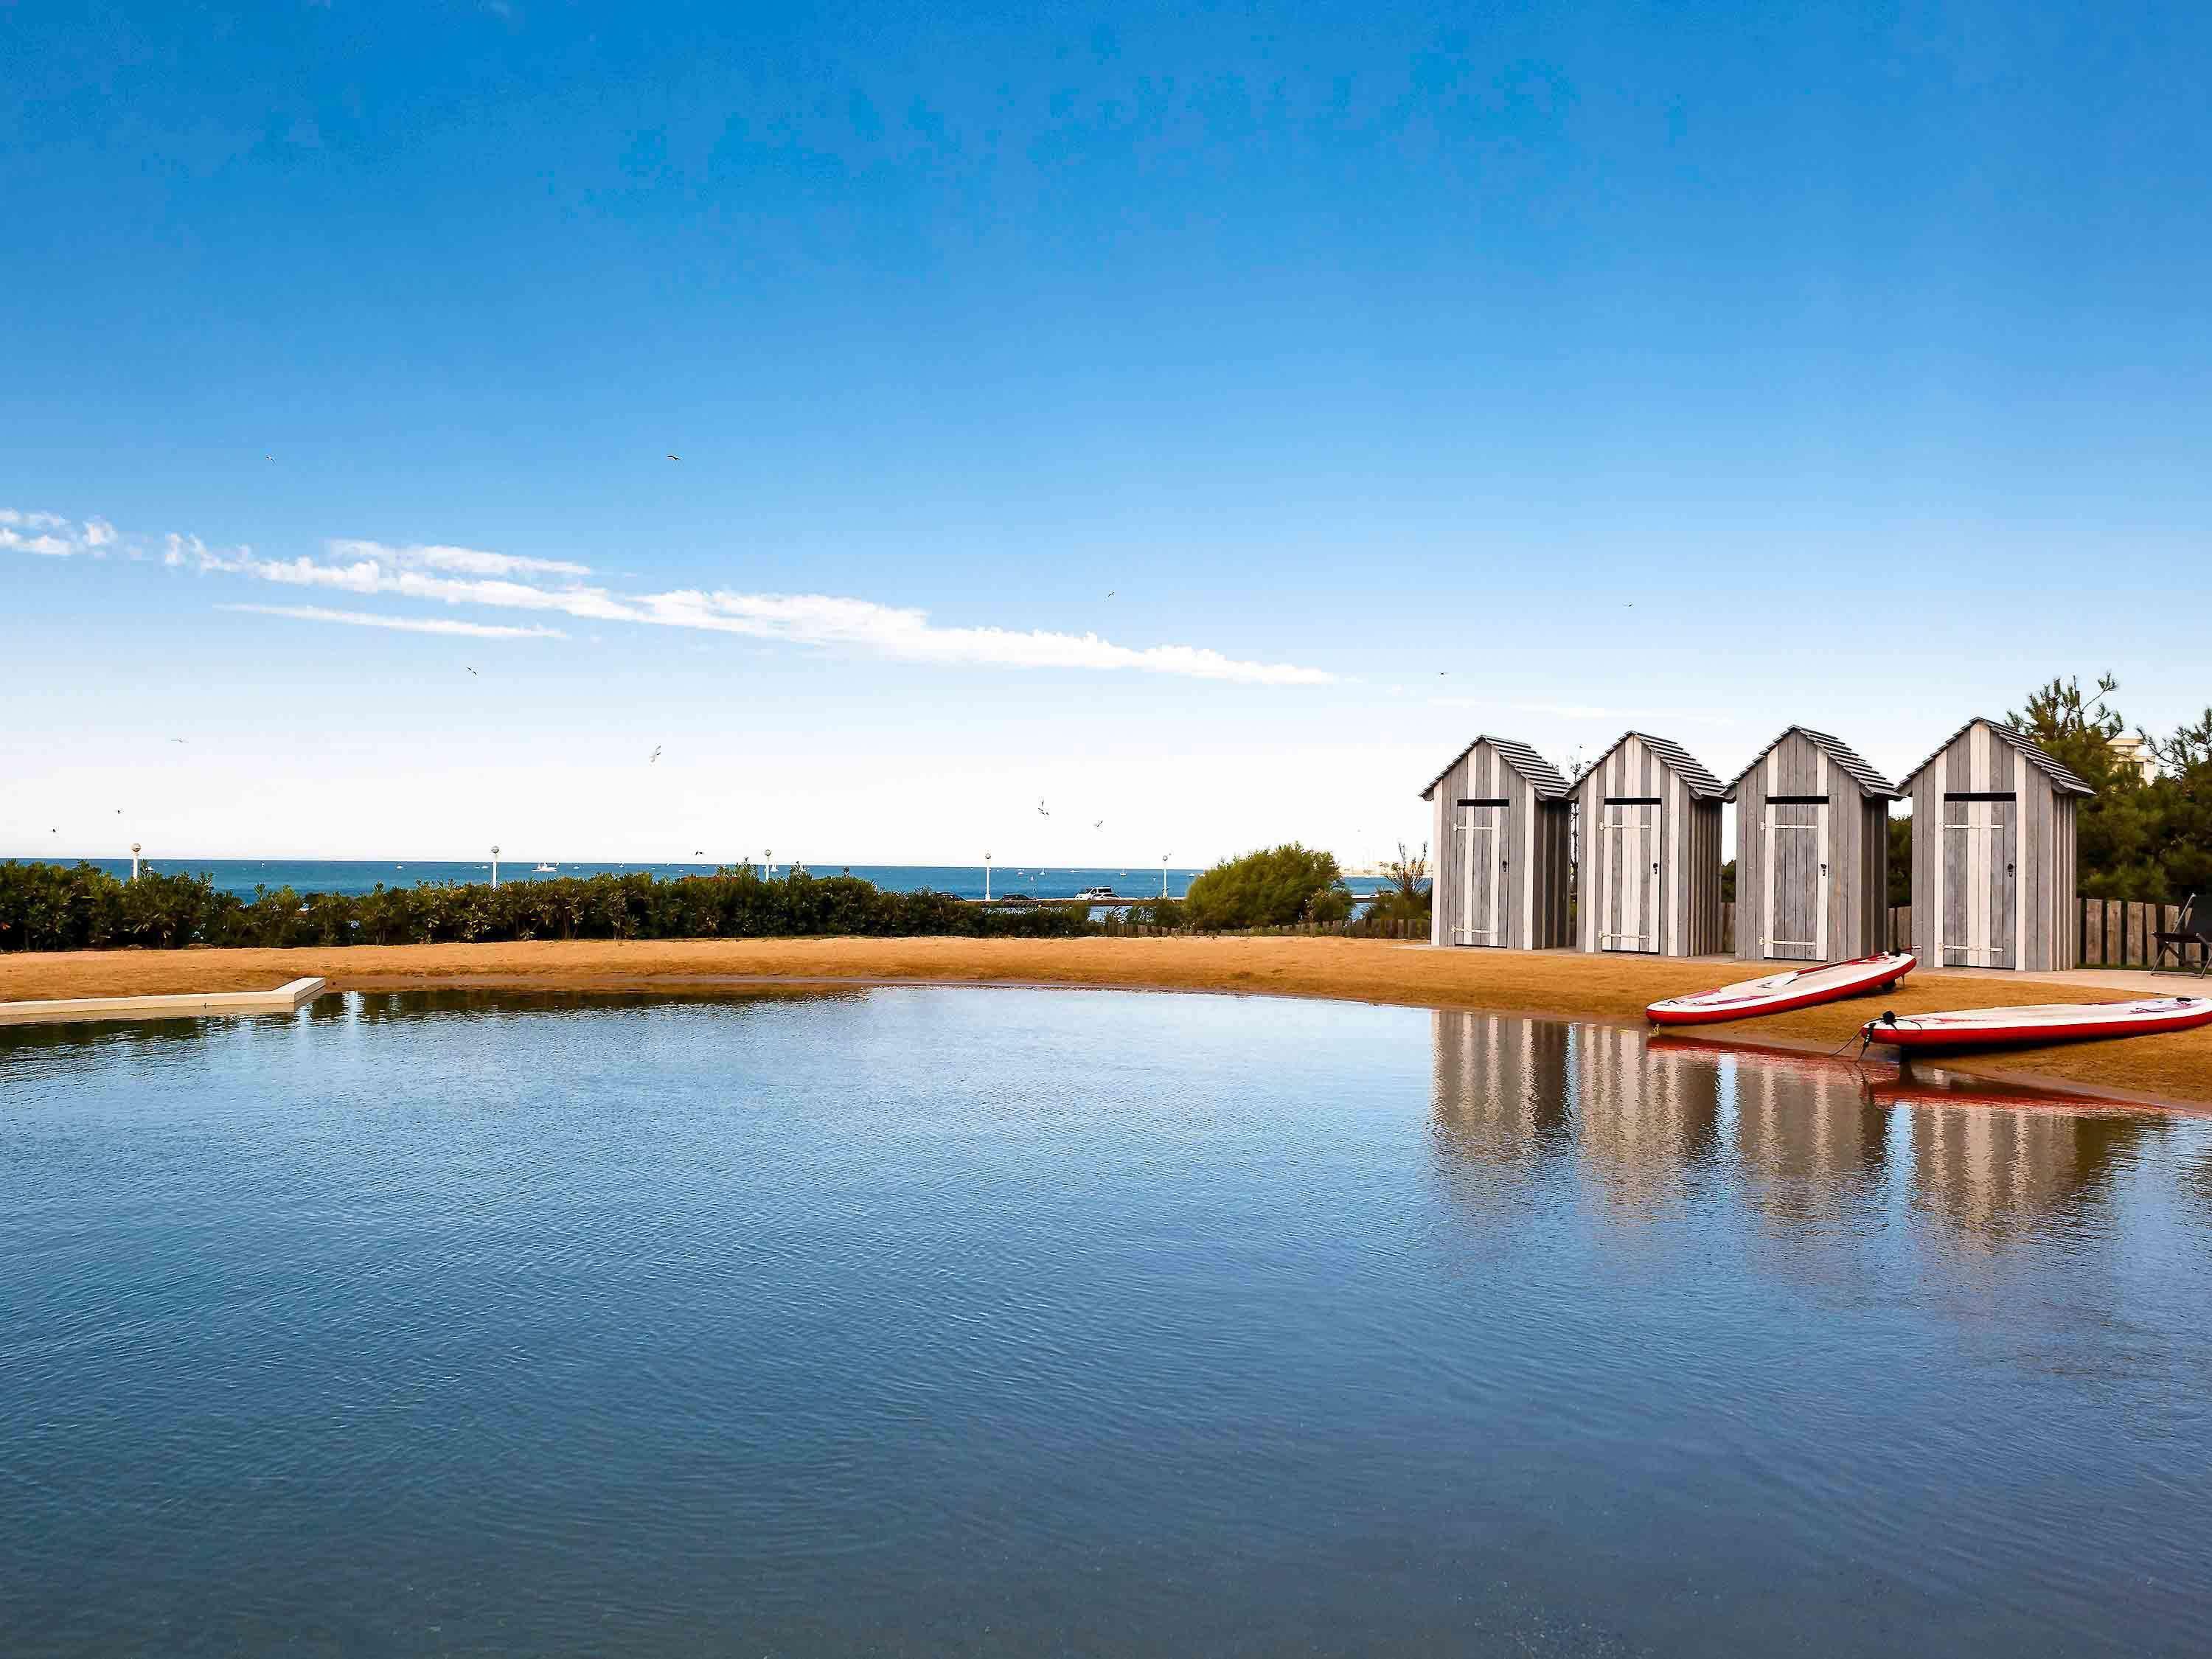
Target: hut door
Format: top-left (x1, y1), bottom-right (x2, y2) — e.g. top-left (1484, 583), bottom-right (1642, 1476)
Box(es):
top-left (1454, 800), bottom-right (1506, 946)
top-left (1600, 799), bottom-right (1660, 953)
top-left (1761, 796), bottom-right (1829, 961)
top-left (1941, 793), bottom-right (2017, 967)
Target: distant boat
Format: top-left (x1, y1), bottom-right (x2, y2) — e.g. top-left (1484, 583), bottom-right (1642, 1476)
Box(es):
top-left (535, 861), bottom-right (557, 873)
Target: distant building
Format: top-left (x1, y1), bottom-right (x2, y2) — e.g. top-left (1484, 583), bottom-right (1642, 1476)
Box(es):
top-left (2110, 735), bottom-right (2158, 782)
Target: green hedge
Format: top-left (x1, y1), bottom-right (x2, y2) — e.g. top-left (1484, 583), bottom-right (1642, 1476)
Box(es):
top-left (0, 862), bottom-right (1098, 953)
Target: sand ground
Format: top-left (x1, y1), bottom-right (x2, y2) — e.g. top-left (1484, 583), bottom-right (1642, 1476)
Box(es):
top-left (4, 936), bottom-right (2210, 1107)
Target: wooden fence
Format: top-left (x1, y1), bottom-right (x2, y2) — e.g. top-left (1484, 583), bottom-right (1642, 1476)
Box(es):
top-left (1093, 917), bottom-right (1427, 939)
top-left (1102, 900), bottom-right (2196, 960)
top-left (1709, 900), bottom-right (2191, 966)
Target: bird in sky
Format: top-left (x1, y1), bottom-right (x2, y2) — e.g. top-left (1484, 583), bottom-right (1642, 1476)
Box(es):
top-left (1037, 799), bottom-right (1048, 816)
top-left (667, 454), bottom-right (681, 462)
top-left (650, 745), bottom-right (662, 764)
top-left (1094, 819), bottom-right (1105, 830)
top-left (168, 737), bottom-right (188, 744)
top-left (466, 666), bottom-right (478, 677)
top-left (693, 849), bottom-right (705, 857)
top-left (1106, 590), bottom-right (1115, 599)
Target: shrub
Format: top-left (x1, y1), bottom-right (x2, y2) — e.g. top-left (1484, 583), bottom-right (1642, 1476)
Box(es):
top-left (1182, 844), bottom-right (1350, 930)
top-left (0, 861), bottom-right (1099, 953)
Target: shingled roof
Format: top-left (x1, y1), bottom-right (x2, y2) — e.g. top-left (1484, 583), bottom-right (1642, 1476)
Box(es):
top-left (1898, 717), bottom-right (2095, 797)
top-left (1419, 735), bottom-right (1572, 801)
top-left (1723, 726), bottom-right (1899, 801)
top-left (1579, 731), bottom-right (1725, 800)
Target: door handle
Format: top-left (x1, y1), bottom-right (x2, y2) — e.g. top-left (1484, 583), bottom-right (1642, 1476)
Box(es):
top-left (2007, 862), bottom-right (2016, 877)
top-left (1651, 862), bottom-right (1660, 875)
top-left (1820, 863), bottom-right (1829, 877)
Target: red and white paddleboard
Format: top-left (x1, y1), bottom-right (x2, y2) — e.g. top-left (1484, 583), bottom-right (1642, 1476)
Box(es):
top-left (1863, 996), bottom-right (2212, 1051)
top-left (1645, 952), bottom-right (1915, 1027)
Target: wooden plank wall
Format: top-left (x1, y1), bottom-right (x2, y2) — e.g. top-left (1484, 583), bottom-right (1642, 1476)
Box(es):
top-left (1908, 720), bottom-right (2077, 973)
top-left (1573, 734), bottom-right (1722, 957)
top-left (1731, 731), bottom-right (1888, 963)
top-left (1427, 740), bottom-right (1571, 950)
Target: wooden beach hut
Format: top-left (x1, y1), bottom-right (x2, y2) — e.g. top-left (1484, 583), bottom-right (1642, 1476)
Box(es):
top-left (1898, 717), bottom-right (2090, 972)
top-left (1419, 736), bottom-right (1573, 949)
top-left (1573, 731), bottom-right (1725, 956)
top-left (1724, 727), bottom-right (1899, 964)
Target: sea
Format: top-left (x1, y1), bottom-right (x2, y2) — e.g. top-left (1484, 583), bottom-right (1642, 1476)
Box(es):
top-left (48, 858), bottom-right (1391, 905)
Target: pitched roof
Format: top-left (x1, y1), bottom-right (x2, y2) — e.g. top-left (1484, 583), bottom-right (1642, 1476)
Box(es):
top-left (1577, 731), bottom-right (1725, 800)
top-left (1898, 717), bottom-right (2095, 796)
top-left (1723, 726), bottom-right (1899, 801)
top-left (1419, 735), bottom-right (1572, 801)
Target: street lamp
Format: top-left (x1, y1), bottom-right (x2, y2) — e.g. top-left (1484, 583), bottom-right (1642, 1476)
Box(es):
top-left (131, 842), bottom-right (141, 882)
top-left (491, 845), bottom-right (501, 889)
top-left (984, 851), bottom-right (992, 902)
top-left (1161, 853), bottom-right (1172, 899)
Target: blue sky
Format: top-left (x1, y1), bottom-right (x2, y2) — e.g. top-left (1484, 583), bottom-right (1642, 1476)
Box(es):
top-left (5, 0), bottom-right (2209, 863)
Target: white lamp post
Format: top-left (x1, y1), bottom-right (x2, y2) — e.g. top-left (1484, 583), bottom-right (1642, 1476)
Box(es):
top-left (131, 842), bottom-right (142, 882)
top-left (984, 852), bottom-right (992, 902)
top-left (763, 848), bottom-right (773, 878)
top-left (491, 845), bottom-right (501, 889)
top-left (1161, 853), bottom-right (1172, 899)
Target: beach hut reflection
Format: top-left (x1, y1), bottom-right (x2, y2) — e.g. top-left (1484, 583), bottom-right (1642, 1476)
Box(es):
top-left (1875, 1080), bottom-right (2153, 1249)
top-left (1427, 1009), bottom-right (1573, 1175)
top-left (1718, 1047), bottom-right (1888, 1228)
top-left (1568, 1023), bottom-right (1722, 1209)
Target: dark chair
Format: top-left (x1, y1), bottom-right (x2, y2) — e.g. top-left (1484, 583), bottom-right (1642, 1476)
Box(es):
top-left (2154, 894), bottom-right (2212, 975)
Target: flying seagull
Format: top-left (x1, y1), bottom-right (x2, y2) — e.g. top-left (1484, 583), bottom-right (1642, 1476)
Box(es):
top-left (1037, 799), bottom-right (1048, 817)
top-left (168, 737), bottom-right (188, 744)
top-left (650, 745), bottom-right (663, 764)
top-left (1106, 590), bottom-right (1115, 599)
top-left (466, 666), bottom-right (478, 677)
top-left (1093, 819), bottom-right (1104, 830)
top-left (667, 454), bottom-right (681, 462)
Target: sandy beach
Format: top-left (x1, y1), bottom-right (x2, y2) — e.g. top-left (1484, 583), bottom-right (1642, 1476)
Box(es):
top-left (5, 936), bottom-right (2211, 1108)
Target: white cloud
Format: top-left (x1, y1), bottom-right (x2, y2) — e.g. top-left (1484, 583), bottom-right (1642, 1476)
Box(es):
top-left (201, 534), bottom-right (1335, 685)
top-left (0, 512), bottom-right (119, 557)
top-left (20, 509), bottom-right (1336, 686)
top-left (324, 538), bottom-right (592, 579)
top-left (218, 604), bottom-right (567, 639)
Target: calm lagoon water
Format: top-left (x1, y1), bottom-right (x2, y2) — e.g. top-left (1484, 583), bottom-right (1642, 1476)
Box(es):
top-left (4, 989), bottom-right (2211, 1656)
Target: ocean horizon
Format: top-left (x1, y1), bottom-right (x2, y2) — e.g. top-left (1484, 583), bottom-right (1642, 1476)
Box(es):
top-left (21, 858), bottom-right (1393, 905)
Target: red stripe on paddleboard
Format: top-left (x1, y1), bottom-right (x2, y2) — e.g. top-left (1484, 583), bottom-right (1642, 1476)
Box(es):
top-left (1646, 954), bottom-right (1915, 1027)
top-left (1866, 1000), bottom-right (2212, 1050)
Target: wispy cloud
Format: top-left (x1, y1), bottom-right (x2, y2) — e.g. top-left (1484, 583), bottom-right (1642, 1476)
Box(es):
top-left (15, 508), bottom-right (1335, 684)
top-left (1, 510), bottom-right (119, 557)
top-left (218, 603), bottom-right (567, 640)
top-left (156, 526), bottom-right (1331, 686)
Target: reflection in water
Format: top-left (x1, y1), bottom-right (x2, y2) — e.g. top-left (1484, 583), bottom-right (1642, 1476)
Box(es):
top-left (1430, 1012), bottom-right (2166, 1249)
top-left (1880, 1084), bottom-right (2152, 1250)
top-left (1569, 1020), bottom-right (1722, 1207)
top-left (1427, 1010), bottom-right (1570, 1172)
top-left (1729, 1049), bottom-right (1888, 1228)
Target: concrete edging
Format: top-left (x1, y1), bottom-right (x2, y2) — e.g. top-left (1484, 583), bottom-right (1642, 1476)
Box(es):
top-left (0, 977), bottom-right (327, 1027)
